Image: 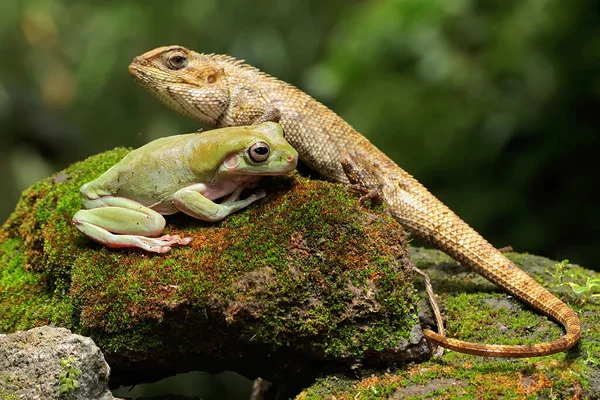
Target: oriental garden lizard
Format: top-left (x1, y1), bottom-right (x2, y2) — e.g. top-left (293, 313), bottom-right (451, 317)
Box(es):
top-left (128, 45), bottom-right (581, 358)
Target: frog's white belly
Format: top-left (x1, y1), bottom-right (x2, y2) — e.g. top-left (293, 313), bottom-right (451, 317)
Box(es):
top-left (147, 176), bottom-right (263, 215)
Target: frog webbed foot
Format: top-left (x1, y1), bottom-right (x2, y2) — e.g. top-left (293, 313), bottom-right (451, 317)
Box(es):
top-left (135, 234), bottom-right (192, 253)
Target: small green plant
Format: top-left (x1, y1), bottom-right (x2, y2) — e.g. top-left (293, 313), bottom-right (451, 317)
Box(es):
top-left (545, 259), bottom-right (600, 303)
top-left (565, 277), bottom-right (600, 304)
top-left (545, 259), bottom-right (569, 288)
top-left (585, 350), bottom-right (600, 366)
top-left (59, 356), bottom-right (81, 393)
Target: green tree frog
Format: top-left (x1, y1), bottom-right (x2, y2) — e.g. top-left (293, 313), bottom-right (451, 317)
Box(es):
top-left (72, 122), bottom-right (298, 253)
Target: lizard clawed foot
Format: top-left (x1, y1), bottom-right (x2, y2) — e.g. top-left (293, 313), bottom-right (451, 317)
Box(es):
top-left (342, 165), bottom-right (383, 206)
top-left (137, 234), bottom-right (192, 253)
top-left (347, 184), bottom-right (382, 206)
top-left (341, 156), bottom-right (384, 206)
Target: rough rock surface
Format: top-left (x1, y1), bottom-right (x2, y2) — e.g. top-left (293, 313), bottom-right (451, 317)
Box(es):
top-left (0, 148), bottom-right (427, 389)
top-left (0, 326), bottom-right (115, 400)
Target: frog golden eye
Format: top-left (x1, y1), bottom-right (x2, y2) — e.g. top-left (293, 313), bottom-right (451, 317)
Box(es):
top-left (249, 142), bottom-right (270, 163)
top-left (166, 51), bottom-right (188, 70)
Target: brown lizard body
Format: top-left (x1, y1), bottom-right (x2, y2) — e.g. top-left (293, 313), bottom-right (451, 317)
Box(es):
top-left (128, 45), bottom-right (581, 357)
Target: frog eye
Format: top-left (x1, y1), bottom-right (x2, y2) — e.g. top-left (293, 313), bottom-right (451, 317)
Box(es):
top-left (249, 142), bottom-right (270, 163)
top-left (166, 51), bottom-right (188, 70)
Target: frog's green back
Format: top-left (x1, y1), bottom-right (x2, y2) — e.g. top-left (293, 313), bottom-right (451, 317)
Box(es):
top-left (82, 123), bottom-right (293, 209)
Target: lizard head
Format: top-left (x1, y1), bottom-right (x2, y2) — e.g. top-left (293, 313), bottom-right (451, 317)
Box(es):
top-left (129, 45), bottom-right (230, 125)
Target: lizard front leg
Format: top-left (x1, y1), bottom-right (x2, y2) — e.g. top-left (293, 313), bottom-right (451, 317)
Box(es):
top-left (226, 85), bottom-right (282, 126)
top-left (253, 107), bottom-right (281, 124)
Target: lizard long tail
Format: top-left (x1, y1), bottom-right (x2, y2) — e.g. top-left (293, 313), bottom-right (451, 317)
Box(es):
top-left (342, 153), bottom-right (580, 357)
top-left (381, 174), bottom-right (581, 357)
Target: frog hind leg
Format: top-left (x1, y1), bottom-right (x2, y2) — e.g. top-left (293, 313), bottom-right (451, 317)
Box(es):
top-left (72, 196), bottom-right (191, 253)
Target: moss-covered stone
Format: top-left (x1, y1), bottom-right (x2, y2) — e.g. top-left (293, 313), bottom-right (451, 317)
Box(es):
top-left (0, 148), bottom-right (426, 385)
top-left (298, 250), bottom-right (600, 399)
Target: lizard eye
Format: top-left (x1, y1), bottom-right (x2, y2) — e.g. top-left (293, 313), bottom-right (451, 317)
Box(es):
top-left (166, 51), bottom-right (188, 70)
top-left (206, 73), bottom-right (217, 84)
top-left (249, 142), bottom-right (270, 163)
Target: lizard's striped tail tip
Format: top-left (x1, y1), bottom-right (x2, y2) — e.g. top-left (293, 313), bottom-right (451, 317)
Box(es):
top-left (423, 326), bottom-right (581, 358)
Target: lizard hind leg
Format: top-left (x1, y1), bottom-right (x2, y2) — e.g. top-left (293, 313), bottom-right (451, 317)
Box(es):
top-left (72, 196), bottom-right (191, 253)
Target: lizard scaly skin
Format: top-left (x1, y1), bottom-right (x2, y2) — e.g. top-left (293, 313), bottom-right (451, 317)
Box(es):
top-left (128, 45), bottom-right (581, 357)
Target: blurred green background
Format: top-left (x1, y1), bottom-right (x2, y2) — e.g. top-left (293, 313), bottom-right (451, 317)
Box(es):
top-left (0, 0), bottom-right (598, 270)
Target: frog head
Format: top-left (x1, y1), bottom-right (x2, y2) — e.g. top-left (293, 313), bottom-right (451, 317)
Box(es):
top-left (218, 122), bottom-right (298, 177)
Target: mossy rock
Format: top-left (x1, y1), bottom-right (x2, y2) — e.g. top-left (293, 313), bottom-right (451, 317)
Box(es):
top-left (298, 250), bottom-right (600, 399)
top-left (0, 148), bottom-right (427, 386)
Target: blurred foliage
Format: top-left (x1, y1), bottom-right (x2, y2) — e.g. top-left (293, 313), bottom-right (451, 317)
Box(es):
top-left (0, 0), bottom-right (598, 269)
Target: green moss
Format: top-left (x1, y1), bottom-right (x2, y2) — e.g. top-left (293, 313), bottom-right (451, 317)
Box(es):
top-left (299, 249), bottom-right (599, 399)
top-left (0, 148), bottom-right (131, 334)
top-left (0, 148), bottom-right (419, 364)
top-left (0, 384), bottom-right (19, 400)
top-left (0, 238), bottom-right (70, 332)
top-left (2, 148), bottom-right (597, 397)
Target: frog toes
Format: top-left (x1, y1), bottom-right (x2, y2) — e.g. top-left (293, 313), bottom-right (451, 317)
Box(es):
top-left (157, 234), bottom-right (192, 245)
top-left (138, 234), bottom-right (192, 253)
top-left (256, 189), bottom-right (266, 198)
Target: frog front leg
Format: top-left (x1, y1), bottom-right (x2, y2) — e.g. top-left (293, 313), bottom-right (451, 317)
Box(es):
top-left (173, 183), bottom-right (266, 222)
top-left (72, 196), bottom-right (191, 253)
